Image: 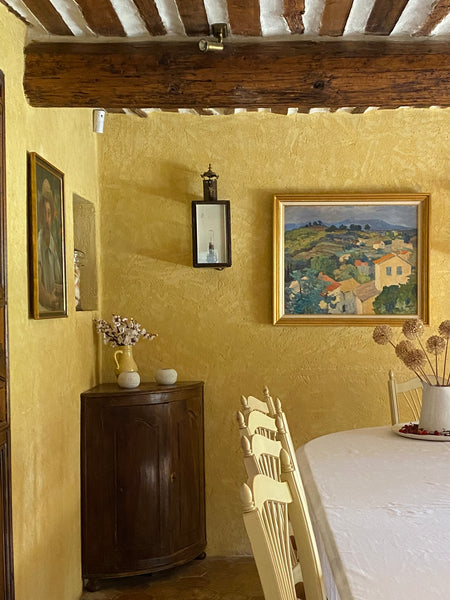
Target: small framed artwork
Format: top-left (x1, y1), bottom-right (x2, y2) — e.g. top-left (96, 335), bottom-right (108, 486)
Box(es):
top-left (28, 152), bottom-right (67, 319)
top-left (191, 200), bottom-right (232, 268)
top-left (273, 193), bottom-right (429, 326)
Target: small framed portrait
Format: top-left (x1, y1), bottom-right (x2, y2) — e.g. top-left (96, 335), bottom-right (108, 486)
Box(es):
top-left (28, 152), bottom-right (67, 319)
top-left (273, 193), bottom-right (429, 326)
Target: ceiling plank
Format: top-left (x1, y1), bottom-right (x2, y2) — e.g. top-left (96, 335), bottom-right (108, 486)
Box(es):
top-left (415, 0), bottom-right (450, 36)
top-left (0, 0), bottom-right (29, 25)
top-left (75, 0), bottom-right (126, 37)
top-left (320, 0), bottom-right (354, 36)
top-left (366, 0), bottom-right (409, 35)
top-left (174, 0), bottom-right (210, 36)
top-left (128, 108), bottom-right (149, 118)
top-left (23, 40), bottom-right (450, 109)
top-left (19, 0), bottom-right (73, 35)
top-left (134, 0), bottom-right (166, 36)
top-left (283, 0), bottom-right (305, 34)
top-left (227, 0), bottom-right (261, 36)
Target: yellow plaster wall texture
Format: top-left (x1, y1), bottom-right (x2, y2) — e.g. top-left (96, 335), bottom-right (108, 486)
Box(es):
top-left (1, 5), bottom-right (101, 599)
top-left (2, 0), bottom-right (450, 592)
top-left (99, 109), bottom-right (450, 555)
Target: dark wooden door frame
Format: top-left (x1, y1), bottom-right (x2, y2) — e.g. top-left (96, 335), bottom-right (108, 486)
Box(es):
top-left (0, 69), bottom-right (15, 600)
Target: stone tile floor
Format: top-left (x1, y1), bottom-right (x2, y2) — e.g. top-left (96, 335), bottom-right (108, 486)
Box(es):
top-left (80, 556), bottom-right (265, 600)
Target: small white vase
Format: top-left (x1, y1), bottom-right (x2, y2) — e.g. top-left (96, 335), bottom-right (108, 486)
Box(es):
top-left (155, 368), bottom-right (177, 385)
top-left (117, 371), bottom-right (140, 389)
top-left (419, 382), bottom-right (450, 432)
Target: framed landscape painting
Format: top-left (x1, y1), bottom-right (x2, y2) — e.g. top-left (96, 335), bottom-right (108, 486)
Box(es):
top-left (273, 193), bottom-right (429, 326)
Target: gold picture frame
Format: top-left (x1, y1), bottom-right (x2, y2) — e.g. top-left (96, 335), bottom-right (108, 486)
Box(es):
top-left (28, 152), bottom-right (67, 319)
top-left (273, 193), bottom-right (429, 326)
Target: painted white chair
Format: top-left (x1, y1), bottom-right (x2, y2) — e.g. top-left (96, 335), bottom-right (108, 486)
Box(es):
top-left (388, 369), bottom-right (422, 425)
top-left (237, 408), bottom-right (278, 441)
top-left (240, 385), bottom-right (276, 418)
top-left (241, 432), bottom-right (282, 482)
top-left (240, 433), bottom-right (301, 585)
top-left (241, 457), bottom-right (326, 600)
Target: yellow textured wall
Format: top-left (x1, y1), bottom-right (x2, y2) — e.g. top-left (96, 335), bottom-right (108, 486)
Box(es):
top-left (99, 108), bottom-right (450, 554)
top-left (1, 5), bottom-right (101, 599)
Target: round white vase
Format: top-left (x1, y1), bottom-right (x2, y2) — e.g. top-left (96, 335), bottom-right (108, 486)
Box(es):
top-left (419, 382), bottom-right (450, 432)
top-left (155, 368), bottom-right (178, 385)
top-left (117, 371), bottom-right (141, 389)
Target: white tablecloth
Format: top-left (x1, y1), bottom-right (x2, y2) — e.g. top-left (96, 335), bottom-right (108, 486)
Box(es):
top-left (296, 426), bottom-right (450, 600)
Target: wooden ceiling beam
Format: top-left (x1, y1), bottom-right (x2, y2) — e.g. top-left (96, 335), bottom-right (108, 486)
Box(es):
top-left (133, 0), bottom-right (166, 36)
top-left (175, 0), bottom-right (210, 36)
top-left (19, 0), bottom-right (73, 35)
top-left (415, 0), bottom-right (450, 36)
top-left (75, 0), bottom-right (126, 37)
top-left (365, 0), bottom-right (409, 35)
top-left (320, 0), bottom-right (354, 37)
top-left (227, 0), bottom-right (261, 36)
top-left (23, 40), bottom-right (450, 109)
top-left (283, 0), bottom-right (305, 34)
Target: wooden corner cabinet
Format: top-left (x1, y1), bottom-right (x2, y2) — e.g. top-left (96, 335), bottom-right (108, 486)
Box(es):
top-left (80, 382), bottom-right (206, 590)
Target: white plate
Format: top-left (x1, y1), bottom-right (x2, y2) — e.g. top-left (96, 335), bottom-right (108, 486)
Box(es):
top-left (392, 423), bottom-right (450, 442)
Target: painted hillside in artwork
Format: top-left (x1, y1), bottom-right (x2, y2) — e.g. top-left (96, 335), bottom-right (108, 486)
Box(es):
top-left (284, 204), bottom-right (418, 316)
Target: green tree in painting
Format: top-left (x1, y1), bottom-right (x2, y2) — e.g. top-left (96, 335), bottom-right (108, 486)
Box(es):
top-left (373, 274), bottom-right (417, 315)
top-left (287, 269), bottom-right (329, 315)
top-left (310, 255), bottom-right (339, 278)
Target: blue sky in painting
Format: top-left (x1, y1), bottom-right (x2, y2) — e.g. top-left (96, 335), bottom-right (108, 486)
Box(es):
top-left (284, 204), bottom-right (417, 229)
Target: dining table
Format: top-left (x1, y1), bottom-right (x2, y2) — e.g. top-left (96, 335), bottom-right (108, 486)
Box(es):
top-left (295, 425), bottom-right (450, 600)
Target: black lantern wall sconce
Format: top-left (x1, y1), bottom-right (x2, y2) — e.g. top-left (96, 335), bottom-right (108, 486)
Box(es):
top-left (191, 165), bottom-right (231, 269)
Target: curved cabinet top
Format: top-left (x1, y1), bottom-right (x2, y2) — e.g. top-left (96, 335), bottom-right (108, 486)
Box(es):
top-left (81, 381), bottom-right (204, 403)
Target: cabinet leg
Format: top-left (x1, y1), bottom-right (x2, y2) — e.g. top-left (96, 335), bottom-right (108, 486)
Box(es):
top-left (84, 578), bottom-right (101, 592)
top-left (195, 551), bottom-right (207, 560)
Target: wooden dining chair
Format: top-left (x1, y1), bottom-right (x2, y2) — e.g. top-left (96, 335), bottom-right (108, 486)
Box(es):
top-left (388, 369), bottom-right (422, 425)
top-left (237, 408), bottom-right (278, 440)
top-left (240, 433), bottom-right (302, 585)
top-left (241, 462), bottom-right (326, 600)
top-left (240, 385), bottom-right (276, 418)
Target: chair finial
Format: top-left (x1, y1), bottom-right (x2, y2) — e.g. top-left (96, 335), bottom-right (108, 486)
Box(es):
top-left (240, 434), bottom-right (252, 456)
top-left (240, 395), bottom-right (249, 410)
top-left (280, 448), bottom-right (293, 472)
top-left (240, 483), bottom-right (255, 511)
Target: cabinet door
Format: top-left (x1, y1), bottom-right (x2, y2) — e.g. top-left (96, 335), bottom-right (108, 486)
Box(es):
top-left (169, 392), bottom-right (206, 556)
top-left (82, 401), bottom-right (171, 575)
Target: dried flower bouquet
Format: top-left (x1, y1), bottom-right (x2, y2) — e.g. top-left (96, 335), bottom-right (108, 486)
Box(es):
top-left (94, 315), bottom-right (157, 347)
top-left (373, 318), bottom-right (450, 387)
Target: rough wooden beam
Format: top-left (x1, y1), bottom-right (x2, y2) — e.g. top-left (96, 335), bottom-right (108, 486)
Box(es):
top-left (320, 0), bottom-right (354, 36)
top-left (75, 0), bottom-right (126, 37)
top-left (23, 40), bottom-right (450, 109)
top-left (366, 0), bottom-right (409, 35)
top-left (19, 0), bottom-right (73, 35)
top-left (134, 0), bottom-right (166, 36)
top-left (415, 0), bottom-right (450, 36)
top-left (227, 0), bottom-right (261, 36)
top-left (283, 0), bottom-right (305, 34)
top-left (175, 0), bottom-right (210, 36)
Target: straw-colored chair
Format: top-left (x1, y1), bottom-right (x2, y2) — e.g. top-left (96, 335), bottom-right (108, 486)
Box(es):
top-left (241, 450), bottom-right (327, 600)
top-left (388, 369), bottom-right (422, 425)
top-left (240, 386), bottom-right (276, 418)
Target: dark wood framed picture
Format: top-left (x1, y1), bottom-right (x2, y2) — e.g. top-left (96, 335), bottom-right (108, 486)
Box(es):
top-left (273, 193), bottom-right (429, 326)
top-left (28, 152), bottom-right (67, 319)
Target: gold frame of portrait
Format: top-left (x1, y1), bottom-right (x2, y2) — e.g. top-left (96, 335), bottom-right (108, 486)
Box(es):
top-left (273, 193), bottom-right (430, 326)
top-left (28, 152), bottom-right (67, 319)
